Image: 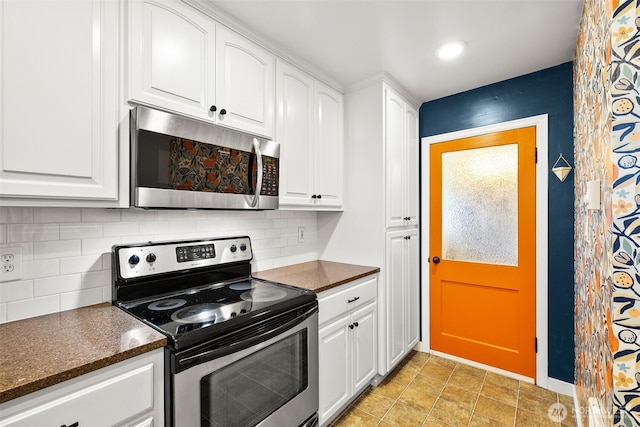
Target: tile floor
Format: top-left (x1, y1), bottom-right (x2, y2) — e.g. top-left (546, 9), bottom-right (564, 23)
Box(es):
top-left (330, 351), bottom-right (576, 427)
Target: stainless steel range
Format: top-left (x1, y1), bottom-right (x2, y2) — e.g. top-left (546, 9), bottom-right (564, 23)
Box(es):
top-left (112, 236), bottom-right (318, 427)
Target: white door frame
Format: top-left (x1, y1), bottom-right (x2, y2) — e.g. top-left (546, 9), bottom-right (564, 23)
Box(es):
top-left (418, 114), bottom-right (549, 389)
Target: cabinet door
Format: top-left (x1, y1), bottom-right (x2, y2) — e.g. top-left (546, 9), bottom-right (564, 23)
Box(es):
top-left (129, 0), bottom-right (215, 121)
top-left (0, 0), bottom-right (118, 200)
top-left (318, 316), bottom-right (350, 425)
top-left (0, 363), bottom-right (154, 427)
top-left (216, 26), bottom-right (274, 138)
top-left (405, 107), bottom-right (419, 226)
top-left (313, 83), bottom-right (344, 208)
top-left (351, 302), bottom-right (377, 392)
top-left (406, 229), bottom-right (420, 349)
top-left (277, 62), bottom-right (314, 206)
top-left (386, 230), bottom-right (406, 370)
top-left (385, 89), bottom-right (406, 227)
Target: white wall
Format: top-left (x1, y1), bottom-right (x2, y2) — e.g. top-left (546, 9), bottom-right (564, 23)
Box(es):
top-left (0, 207), bottom-right (318, 323)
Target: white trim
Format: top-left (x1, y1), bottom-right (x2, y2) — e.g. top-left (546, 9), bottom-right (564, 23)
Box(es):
top-left (419, 114), bottom-right (550, 387)
top-left (429, 349), bottom-right (534, 383)
top-left (547, 377), bottom-right (574, 397)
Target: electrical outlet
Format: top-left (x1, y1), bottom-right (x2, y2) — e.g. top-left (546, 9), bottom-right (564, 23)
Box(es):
top-left (298, 226), bottom-right (306, 243)
top-left (0, 246), bottom-right (22, 282)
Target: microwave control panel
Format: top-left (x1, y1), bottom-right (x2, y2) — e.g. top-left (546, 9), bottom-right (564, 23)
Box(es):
top-left (261, 157), bottom-right (279, 196)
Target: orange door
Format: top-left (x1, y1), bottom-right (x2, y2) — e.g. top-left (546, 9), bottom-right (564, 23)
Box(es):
top-left (429, 126), bottom-right (536, 378)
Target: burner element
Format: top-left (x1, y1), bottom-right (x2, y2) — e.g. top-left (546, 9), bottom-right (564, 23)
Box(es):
top-left (171, 303), bottom-right (223, 324)
top-left (241, 288), bottom-right (288, 302)
top-left (149, 298), bottom-right (187, 311)
top-left (229, 282), bottom-right (253, 291)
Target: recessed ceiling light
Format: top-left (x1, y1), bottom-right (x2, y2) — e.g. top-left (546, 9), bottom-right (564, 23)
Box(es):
top-left (436, 40), bottom-right (467, 60)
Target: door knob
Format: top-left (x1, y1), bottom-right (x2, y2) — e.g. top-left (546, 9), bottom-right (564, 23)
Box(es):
top-left (432, 256), bottom-right (441, 264)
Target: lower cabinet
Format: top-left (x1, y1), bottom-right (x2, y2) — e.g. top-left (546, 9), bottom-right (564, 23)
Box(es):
top-left (318, 276), bottom-right (378, 426)
top-left (386, 228), bottom-right (420, 371)
top-left (0, 350), bottom-right (164, 427)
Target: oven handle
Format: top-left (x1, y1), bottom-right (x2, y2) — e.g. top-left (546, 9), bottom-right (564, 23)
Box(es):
top-left (177, 304), bottom-right (317, 368)
top-left (250, 138), bottom-right (263, 208)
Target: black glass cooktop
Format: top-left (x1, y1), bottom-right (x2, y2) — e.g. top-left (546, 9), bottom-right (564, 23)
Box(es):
top-left (118, 278), bottom-right (315, 350)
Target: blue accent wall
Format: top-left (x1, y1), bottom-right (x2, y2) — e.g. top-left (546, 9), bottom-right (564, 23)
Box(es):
top-left (419, 62), bottom-right (575, 383)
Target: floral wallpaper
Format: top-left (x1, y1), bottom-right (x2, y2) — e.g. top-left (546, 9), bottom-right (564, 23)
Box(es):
top-left (575, 0), bottom-right (640, 425)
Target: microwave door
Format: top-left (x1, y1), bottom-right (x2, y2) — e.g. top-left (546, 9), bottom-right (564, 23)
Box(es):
top-left (250, 138), bottom-right (263, 208)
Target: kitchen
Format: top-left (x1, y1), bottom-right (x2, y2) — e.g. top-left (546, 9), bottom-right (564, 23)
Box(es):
top-left (0, 0), bottom-right (628, 426)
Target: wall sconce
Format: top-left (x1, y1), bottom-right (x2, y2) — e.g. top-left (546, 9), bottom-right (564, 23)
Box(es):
top-left (552, 153), bottom-right (572, 182)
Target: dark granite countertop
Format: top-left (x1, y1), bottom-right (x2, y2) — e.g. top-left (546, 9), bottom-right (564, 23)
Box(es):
top-left (0, 303), bottom-right (166, 404)
top-left (253, 260), bottom-right (380, 293)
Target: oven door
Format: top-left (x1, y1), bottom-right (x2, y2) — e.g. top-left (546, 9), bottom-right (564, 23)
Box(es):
top-left (171, 305), bottom-right (318, 427)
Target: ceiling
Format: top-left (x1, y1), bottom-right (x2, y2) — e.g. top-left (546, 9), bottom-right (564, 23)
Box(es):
top-left (209, 0), bottom-right (584, 104)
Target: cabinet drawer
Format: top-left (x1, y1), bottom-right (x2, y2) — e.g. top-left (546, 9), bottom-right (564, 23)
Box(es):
top-left (0, 363), bottom-right (154, 427)
top-left (318, 276), bottom-right (377, 324)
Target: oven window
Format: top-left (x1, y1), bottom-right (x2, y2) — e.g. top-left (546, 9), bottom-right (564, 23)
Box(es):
top-left (200, 330), bottom-right (308, 427)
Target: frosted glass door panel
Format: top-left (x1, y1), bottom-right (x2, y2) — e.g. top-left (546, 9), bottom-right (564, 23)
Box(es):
top-left (441, 144), bottom-right (518, 265)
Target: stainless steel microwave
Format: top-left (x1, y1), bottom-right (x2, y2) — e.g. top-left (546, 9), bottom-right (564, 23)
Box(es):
top-left (130, 106), bottom-right (279, 210)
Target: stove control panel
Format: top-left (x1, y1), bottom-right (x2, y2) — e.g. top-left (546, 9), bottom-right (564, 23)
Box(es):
top-left (115, 236), bottom-right (253, 280)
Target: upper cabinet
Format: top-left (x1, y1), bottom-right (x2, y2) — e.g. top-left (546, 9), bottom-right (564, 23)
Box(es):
top-left (0, 0), bottom-right (121, 205)
top-left (276, 61), bottom-right (344, 209)
top-left (385, 86), bottom-right (419, 228)
top-left (128, 0), bottom-right (275, 139)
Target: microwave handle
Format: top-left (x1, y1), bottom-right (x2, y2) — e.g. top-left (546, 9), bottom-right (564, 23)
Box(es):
top-left (251, 138), bottom-right (263, 208)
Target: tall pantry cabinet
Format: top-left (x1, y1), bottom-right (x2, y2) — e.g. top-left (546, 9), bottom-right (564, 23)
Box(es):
top-left (318, 76), bottom-right (420, 376)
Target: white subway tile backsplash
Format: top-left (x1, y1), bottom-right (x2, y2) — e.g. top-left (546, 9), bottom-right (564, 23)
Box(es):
top-left (7, 295), bottom-right (59, 322)
top-left (60, 223), bottom-right (103, 240)
top-left (81, 208), bottom-right (121, 222)
top-left (121, 209), bottom-right (153, 221)
top-left (34, 240), bottom-right (81, 260)
top-left (7, 223), bottom-right (59, 242)
top-left (22, 259), bottom-right (59, 279)
top-left (60, 287), bottom-right (103, 311)
top-left (82, 237), bottom-right (121, 255)
top-left (60, 254), bottom-right (103, 275)
top-left (169, 221), bottom-right (198, 234)
top-left (0, 280), bottom-right (34, 303)
top-left (33, 208), bottom-right (81, 223)
top-left (0, 207), bottom-right (319, 323)
top-left (81, 270), bottom-right (111, 289)
top-left (103, 221), bottom-right (140, 237)
top-left (34, 274), bottom-right (82, 296)
top-left (139, 221), bottom-right (171, 236)
top-left (0, 207), bottom-right (33, 223)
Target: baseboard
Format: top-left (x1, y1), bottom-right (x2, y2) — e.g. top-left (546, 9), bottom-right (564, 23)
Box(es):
top-left (429, 349), bottom-right (534, 383)
top-left (547, 377), bottom-right (574, 397)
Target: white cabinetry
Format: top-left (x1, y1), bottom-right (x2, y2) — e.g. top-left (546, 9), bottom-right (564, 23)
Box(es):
top-left (276, 61), bottom-right (344, 209)
top-left (129, 0), bottom-right (275, 138)
top-left (0, 350), bottom-right (164, 427)
top-left (386, 229), bottom-right (420, 369)
top-left (385, 89), bottom-right (419, 228)
top-left (318, 276), bottom-right (377, 426)
top-left (0, 0), bottom-right (121, 205)
top-left (318, 77), bottom-right (420, 376)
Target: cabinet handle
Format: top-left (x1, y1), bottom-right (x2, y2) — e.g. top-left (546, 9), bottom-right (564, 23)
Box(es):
top-left (317, 194), bottom-right (322, 199)
top-left (209, 105), bottom-right (217, 112)
top-left (311, 194), bottom-right (317, 199)
top-left (353, 322), bottom-right (359, 327)
top-left (349, 324), bottom-right (354, 330)
top-left (219, 108), bottom-right (227, 116)
top-left (347, 296), bottom-right (360, 303)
